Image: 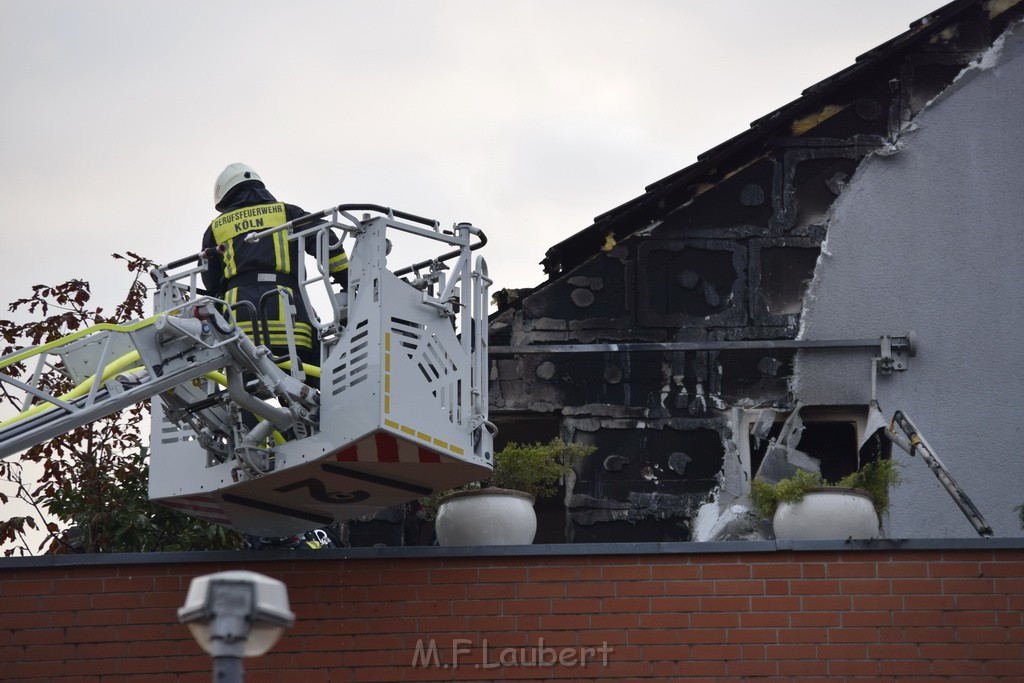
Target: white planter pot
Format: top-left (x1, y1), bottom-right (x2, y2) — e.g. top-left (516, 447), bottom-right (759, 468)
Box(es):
top-left (772, 487), bottom-right (880, 541)
top-left (434, 488), bottom-right (537, 546)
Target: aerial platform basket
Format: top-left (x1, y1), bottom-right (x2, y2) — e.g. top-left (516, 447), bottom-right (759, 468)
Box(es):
top-left (145, 205), bottom-right (494, 535)
top-left (146, 205), bottom-right (494, 535)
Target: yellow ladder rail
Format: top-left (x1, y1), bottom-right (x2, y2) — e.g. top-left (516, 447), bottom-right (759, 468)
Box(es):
top-left (0, 350), bottom-right (144, 430)
top-left (0, 315), bottom-right (161, 371)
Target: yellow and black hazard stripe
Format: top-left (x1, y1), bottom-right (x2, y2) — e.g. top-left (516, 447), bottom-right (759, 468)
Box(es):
top-left (328, 250), bottom-right (349, 276)
top-left (224, 287), bottom-right (314, 350)
top-left (382, 332), bottom-right (464, 457)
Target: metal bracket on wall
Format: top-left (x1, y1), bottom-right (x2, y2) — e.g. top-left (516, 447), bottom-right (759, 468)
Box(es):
top-left (491, 332), bottom-right (917, 370)
top-left (878, 331), bottom-right (916, 374)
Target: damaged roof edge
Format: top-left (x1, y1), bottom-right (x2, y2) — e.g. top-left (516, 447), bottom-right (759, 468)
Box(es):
top-left (537, 0), bottom-right (996, 279)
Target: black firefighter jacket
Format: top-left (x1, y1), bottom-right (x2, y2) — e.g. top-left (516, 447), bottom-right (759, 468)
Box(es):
top-left (202, 182), bottom-right (348, 361)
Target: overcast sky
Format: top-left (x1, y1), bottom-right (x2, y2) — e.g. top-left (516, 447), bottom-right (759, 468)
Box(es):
top-left (1, 1), bottom-right (941, 314)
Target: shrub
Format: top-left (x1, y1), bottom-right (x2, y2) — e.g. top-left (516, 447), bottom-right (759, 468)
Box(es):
top-left (419, 438), bottom-right (596, 520)
top-left (749, 459), bottom-right (903, 520)
top-left (489, 438), bottom-right (595, 498)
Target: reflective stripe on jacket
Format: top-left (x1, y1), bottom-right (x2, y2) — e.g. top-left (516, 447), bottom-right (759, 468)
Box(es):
top-left (211, 202), bottom-right (290, 280)
top-left (201, 183), bottom-right (349, 296)
top-left (224, 284), bottom-right (314, 351)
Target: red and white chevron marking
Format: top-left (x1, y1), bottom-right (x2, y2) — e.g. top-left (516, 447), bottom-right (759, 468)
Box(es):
top-left (162, 494), bottom-right (234, 527)
top-left (335, 432), bottom-right (442, 464)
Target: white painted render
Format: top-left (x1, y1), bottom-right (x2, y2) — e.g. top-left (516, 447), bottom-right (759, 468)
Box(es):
top-left (794, 21), bottom-right (1024, 538)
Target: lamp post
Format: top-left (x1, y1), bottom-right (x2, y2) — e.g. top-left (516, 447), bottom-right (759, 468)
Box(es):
top-left (178, 570), bottom-right (295, 683)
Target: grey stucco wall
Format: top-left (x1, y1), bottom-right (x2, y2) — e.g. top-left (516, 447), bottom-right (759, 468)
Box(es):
top-left (794, 23), bottom-right (1024, 538)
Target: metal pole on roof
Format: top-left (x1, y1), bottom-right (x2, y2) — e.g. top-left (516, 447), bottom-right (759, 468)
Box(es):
top-left (490, 333), bottom-right (916, 370)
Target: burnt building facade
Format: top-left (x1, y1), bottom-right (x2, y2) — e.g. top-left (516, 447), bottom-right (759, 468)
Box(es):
top-left (489, 0), bottom-right (1024, 542)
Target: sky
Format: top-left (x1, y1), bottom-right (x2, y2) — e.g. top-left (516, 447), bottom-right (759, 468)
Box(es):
top-left (0, 0), bottom-right (942, 316)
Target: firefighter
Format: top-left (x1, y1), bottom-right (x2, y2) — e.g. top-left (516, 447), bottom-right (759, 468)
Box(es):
top-left (202, 163), bottom-right (348, 369)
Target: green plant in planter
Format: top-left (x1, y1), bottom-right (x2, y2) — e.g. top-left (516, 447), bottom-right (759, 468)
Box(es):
top-left (1015, 503), bottom-right (1024, 530)
top-left (489, 438), bottom-right (595, 498)
top-left (749, 459), bottom-right (903, 520)
top-left (419, 438), bottom-right (596, 520)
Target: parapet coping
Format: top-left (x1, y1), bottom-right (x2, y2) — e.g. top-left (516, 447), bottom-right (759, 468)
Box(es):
top-left (2, 537), bottom-right (1023, 569)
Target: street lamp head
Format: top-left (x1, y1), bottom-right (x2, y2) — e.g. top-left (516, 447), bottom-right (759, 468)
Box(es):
top-left (178, 570), bottom-right (295, 658)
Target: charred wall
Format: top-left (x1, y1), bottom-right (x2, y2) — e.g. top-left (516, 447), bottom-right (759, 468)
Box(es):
top-left (488, 3), bottom-right (1017, 544)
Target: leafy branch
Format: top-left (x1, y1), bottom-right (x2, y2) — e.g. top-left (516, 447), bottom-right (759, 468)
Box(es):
top-left (0, 253), bottom-right (242, 555)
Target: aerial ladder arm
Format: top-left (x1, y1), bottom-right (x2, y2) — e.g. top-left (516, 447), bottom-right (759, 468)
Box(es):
top-left (0, 298), bottom-right (313, 461)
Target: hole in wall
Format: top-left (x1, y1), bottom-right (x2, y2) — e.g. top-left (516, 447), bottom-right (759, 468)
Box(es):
top-left (907, 62), bottom-right (965, 114)
top-left (791, 158), bottom-right (859, 228)
top-left (747, 406), bottom-right (871, 483)
top-left (759, 247), bottom-right (820, 315)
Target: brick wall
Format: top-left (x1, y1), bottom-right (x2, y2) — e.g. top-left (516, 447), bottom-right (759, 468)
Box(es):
top-left (1, 541), bottom-right (1023, 681)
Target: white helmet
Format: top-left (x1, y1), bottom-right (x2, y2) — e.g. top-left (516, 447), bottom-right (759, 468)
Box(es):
top-left (214, 163), bottom-right (262, 207)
